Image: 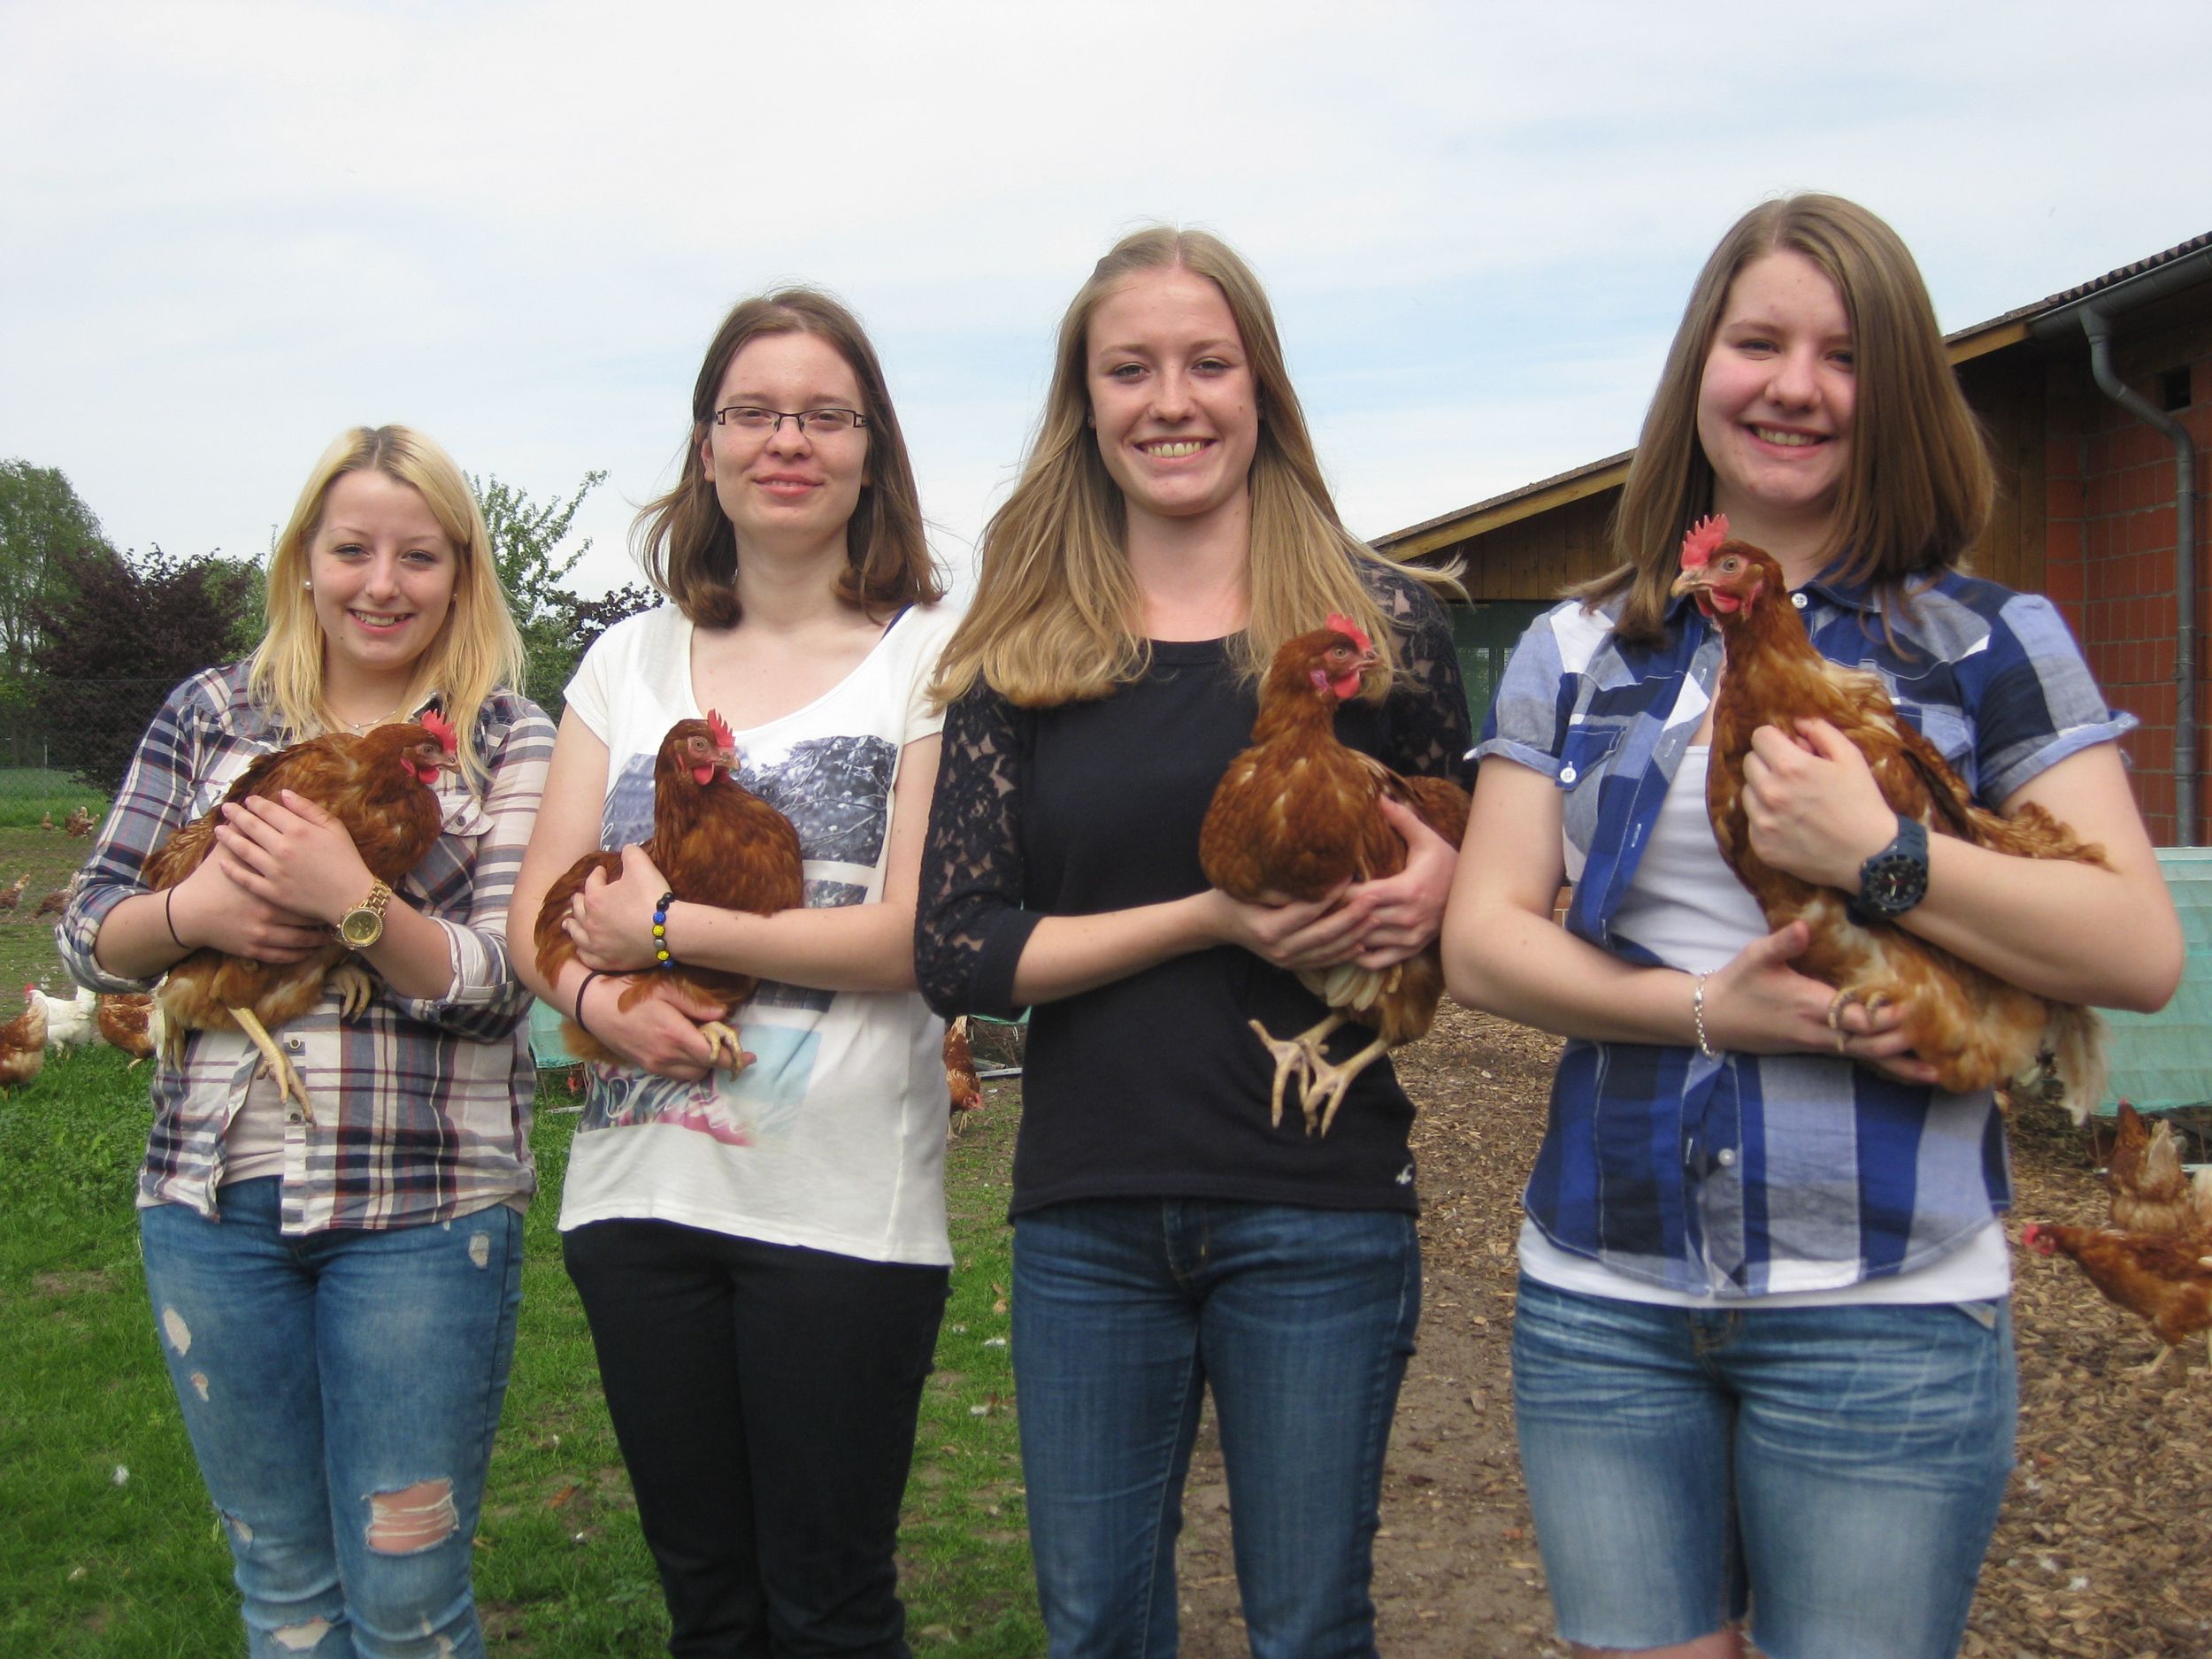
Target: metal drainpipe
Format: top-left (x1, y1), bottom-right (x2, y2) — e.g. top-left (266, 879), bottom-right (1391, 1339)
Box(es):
top-left (2072, 301), bottom-right (2200, 846)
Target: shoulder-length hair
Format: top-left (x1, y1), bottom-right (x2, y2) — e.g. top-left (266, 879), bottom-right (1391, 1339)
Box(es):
top-left (1586, 193), bottom-right (1993, 643)
top-left (931, 226), bottom-right (1445, 709)
top-left (250, 425), bottom-right (526, 780)
top-left (634, 287), bottom-right (941, 628)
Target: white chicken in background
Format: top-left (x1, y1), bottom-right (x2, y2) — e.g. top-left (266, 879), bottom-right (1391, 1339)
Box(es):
top-left (35, 985), bottom-right (99, 1050)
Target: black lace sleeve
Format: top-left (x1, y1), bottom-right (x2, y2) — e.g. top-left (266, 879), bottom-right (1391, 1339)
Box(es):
top-left (1369, 565), bottom-right (1474, 784)
top-left (915, 680), bottom-right (1042, 1020)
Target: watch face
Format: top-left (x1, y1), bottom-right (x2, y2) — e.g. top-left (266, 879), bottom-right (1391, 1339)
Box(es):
top-left (340, 909), bottom-right (384, 948)
top-left (1863, 854), bottom-right (1927, 914)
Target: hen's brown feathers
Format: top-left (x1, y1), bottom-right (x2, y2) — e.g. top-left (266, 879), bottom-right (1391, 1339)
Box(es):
top-left (1674, 531), bottom-right (2109, 1116)
top-left (534, 718), bottom-right (803, 1067)
top-left (1201, 622), bottom-right (1471, 1131)
top-left (148, 720), bottom-right (456, 1058)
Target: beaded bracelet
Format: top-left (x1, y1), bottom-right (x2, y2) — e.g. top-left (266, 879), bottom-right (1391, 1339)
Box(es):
top-left (573, 968), bottom-right (611, 1036)
top-left (652, 891), bottom-right (677, 969)
top-left (1692, 972), bottom-right (1719, 1059)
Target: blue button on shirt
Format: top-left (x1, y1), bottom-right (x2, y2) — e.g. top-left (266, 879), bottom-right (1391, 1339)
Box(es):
top-left (1478, 568), bottom-right (2134, 1297)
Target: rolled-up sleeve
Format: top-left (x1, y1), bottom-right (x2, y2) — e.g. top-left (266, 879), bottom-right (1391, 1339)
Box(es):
top-left (58, 678), bottom-right (211, 995)
top-left (386, 697), bottom-right (556, 1038)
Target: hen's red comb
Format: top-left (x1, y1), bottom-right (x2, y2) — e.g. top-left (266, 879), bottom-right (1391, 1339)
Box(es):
top-left (1680, 514), bottom-right (1730, 569)
top-left (706, 710), bottom-right (734, 751)
top-left (419, 708), bottom-right (457, 753)
top-left (1325, 611), bottom-right (1373, 654)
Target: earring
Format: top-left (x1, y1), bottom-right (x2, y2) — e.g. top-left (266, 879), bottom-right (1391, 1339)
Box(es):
top-left (303, 579), bottom-right (312, 589)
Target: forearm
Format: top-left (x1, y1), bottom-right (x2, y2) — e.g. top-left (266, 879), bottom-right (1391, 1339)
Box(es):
top-left (1899, 835), bottom-right (2179, 1010)
top-left (662, 898), bottom-right (920, 994)
top-left (89, 888), bottom-right (193, 984)
top-left (1009, 890), bottom-right (1228, 1006)
top-left (1445, 896), bottom-right (1701, 1048)
top-left (354, 898), bottom-right (465, 1002)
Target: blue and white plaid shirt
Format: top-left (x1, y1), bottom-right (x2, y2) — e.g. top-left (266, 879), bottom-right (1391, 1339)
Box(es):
top-left (58, 664), bottom-right (554, 1234)
top-left (1478, 568), bottom-right (2134, 1297)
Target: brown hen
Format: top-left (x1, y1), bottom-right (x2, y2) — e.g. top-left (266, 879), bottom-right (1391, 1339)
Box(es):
top-left (2106, 1100), bottom-right (2199, 1237)
top-left (2024, 1221), bottom-right (2212, 1387)
top-left (144, 714), bottom-right (458, 1115)
top-left (1200, 614), bottom-right (1471, 1134)
top-left (0, 984), bottom-right (47, 1087)
top-left (96, 992), bottom-right (157, 1062)
top-left (534, 714), bottom-right (803, 1071)
top-left (1671, 517), bottom-right (2109, 1118)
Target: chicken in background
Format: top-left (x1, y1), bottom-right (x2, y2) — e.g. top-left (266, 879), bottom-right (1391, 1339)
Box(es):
top-left (0, 875), bottom-right (29, 911)
top-left (1200, 614), bottom-right (1471, 1135)
top-left (144, 714), bottom-right (458, 1116)
top-left (0, 985), bottom-right (49, 1087)
top-left (96, 992), bottom-right (158, 1064)
top-left (1671, 517), bottom-right (2109, 1118)
top-left (944, 1016), bottom-right (983, 1130)
top-left (2106, 1100), bottom-right (2199, 1237)
top-left (65, 806), bottom-right (95, 838)
top-left (33, 984), bottom-right (97, 1050)
top-left (534, 714), bottom-right (803, 1071)
top-left (33, 888), bottom-right (66, 918)
top-left (2023, 1222), bottom-right (2212, 1389)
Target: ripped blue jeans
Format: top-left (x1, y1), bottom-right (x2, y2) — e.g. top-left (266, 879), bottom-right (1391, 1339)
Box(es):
top-left (139, 1179), bottom-right (523, 1659)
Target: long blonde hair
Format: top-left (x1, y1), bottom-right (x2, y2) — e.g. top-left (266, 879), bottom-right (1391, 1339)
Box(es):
top-left (932, 227), bottom-right (1443, 708)
top-left (250, 426), bottom-right (526, 780)
top-left (634, 288), bottom-right (941, 628)
top-left (1586, 193), bottom-right (1994, 642)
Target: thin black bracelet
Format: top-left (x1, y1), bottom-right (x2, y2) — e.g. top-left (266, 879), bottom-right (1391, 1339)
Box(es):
top-left (652, 891), bottom-right (678, 969)
top-left (163, 888), bottom-right (185, 950)
top-left (572, 968), bottom-right (610, 1036)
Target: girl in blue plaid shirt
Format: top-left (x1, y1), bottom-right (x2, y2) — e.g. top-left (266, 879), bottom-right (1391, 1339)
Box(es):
top-left (62, 426), bottom-right (552, 1659)
top-left (1444, 197), bottom-right (2179, 1659)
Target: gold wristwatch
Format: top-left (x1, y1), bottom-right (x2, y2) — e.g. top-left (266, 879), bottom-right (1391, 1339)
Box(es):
top-left (335, 880), bottom-right (394, 949)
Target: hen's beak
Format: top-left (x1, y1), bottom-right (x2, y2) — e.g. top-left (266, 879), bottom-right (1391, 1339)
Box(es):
top-left (1670, 567), bottom-right (1709, 599)
top-left (715, 746), bottom-right (741, 775)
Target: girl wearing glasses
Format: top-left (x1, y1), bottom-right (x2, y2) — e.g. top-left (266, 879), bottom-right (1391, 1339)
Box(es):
top-left (916, 227), bottom-right (1471, 1655)
top-left (1442, 196), bottom-right (2178, 1657)
top-left (511, 288), bottom-right (956, 1657)
top-left (61, 425), bottom-right (550, 1658)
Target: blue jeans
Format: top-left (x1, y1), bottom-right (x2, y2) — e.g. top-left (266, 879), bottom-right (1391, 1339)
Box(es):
top-left (1011, 1200), bottom-right (1420, 1659)
top-left (138, 1179), bottom-right (524, 1659)
top-left (1511, 1274), bottom-right (2016, 1659)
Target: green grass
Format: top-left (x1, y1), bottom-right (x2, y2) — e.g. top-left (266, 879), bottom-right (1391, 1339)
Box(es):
top-left (0, 769), bottom-right (109, 831)
top-left (0, 1052), bottom-right (1041, 1656)
top-left (0, 824), bottom-right (105, 996)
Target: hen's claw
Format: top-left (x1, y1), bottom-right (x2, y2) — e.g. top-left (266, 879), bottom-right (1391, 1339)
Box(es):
top-left (1250, 1015), bottom-right (1344, 1126)
top-left (699, 1020), bottom-right (755, 1073)
top-left (330, 963), bottom-right (376, 1021)
top-left (228, 1004), bottom-right (312, 1125)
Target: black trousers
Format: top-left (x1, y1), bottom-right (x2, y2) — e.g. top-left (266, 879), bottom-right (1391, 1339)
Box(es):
top-left (564, 1218), bottom-right (949, 1659)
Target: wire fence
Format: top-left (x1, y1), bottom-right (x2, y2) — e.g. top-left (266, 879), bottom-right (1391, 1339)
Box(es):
top-left (0, 679), bottom-right (173, 826)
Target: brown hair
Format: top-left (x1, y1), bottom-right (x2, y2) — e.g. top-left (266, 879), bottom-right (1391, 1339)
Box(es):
top-left (251, 425), bottom-right (526, 781)
top-left (1585, 193), bottom-right (1993, 642)
top-left (634, 288), bottom-right (941, 627)
top-left (930, 226), bottom-right (1451, 708)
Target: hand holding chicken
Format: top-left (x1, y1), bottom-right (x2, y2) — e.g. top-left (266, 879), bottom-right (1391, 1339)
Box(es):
top-left (1671, 517), bottom-right (2109, 1116)
top-left (1200, 615), bottom-right (1470, 1134)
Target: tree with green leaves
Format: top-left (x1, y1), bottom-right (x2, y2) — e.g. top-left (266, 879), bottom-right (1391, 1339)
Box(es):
top-left (0, 459), bottom-right (112, 690)
top-left (473, 469), bottom-right (653, 715)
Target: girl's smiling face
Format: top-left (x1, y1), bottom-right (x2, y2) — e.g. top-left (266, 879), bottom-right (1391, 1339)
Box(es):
top-left (1696, 250), bottom-right (1857, 538)
top-left (307, 468), bottom-right (457, 694)
top-left (1085, 266), bottom-right (1260, 534)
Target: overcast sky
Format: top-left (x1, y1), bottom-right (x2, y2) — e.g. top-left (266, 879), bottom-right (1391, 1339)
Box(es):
top-left (4, 2), bottom-right (2208, 607)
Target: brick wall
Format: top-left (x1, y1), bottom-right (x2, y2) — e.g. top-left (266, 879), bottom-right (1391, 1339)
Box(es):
top-left (2039, 342), bottom-right (2212, 846)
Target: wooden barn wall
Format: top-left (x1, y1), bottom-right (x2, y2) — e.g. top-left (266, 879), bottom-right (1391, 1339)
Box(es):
top-left (1958, 350), bottom-right (2047, 593)
top-left (1447, 489), bottom-right (1621, 603)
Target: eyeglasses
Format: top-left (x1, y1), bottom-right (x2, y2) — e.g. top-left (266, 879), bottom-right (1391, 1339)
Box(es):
top-left (710, 405), bottom-right (869, 437)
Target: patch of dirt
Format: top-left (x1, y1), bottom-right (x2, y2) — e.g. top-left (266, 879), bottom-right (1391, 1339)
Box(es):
top-left (1166, 1003), bottom-right (2212, 1658)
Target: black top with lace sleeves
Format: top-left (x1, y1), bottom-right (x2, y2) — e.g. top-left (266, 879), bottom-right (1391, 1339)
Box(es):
top-left (911, 565), bottom-right (1471, 1215)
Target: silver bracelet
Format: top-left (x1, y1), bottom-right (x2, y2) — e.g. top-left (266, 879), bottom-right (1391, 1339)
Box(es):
top-left (1692, 972), bottom-right (1719, 1059)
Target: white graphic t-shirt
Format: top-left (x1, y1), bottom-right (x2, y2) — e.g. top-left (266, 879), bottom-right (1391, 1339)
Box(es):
top-left (555, 600), bottom-right (958, 1266)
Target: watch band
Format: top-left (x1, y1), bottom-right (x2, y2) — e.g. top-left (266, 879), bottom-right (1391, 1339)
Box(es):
top-left (1847, 815), bottom-right (1930, 924)
top-left (335, 879), bottom-right (395, 946)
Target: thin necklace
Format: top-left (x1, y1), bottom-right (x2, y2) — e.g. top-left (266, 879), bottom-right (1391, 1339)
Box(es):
top-left (334, 705), bottom-right (403, 735)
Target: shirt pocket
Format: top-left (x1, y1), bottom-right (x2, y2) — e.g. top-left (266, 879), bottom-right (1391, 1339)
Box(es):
top-left (1554, 723), bottom-right (1623, 870)
top-left (403, 793), bottom-right (495, 910)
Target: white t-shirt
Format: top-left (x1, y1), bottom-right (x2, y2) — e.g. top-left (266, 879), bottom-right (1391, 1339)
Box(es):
top-left (555, 600), bottom-right (959, 1267)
